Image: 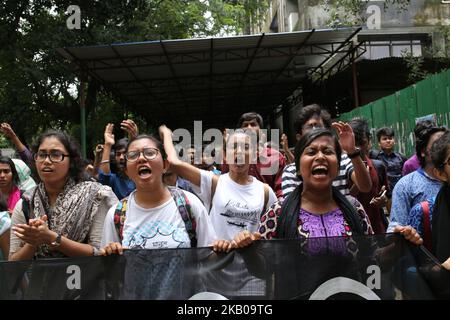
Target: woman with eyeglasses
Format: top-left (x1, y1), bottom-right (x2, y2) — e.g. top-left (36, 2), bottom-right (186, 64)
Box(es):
top-left (158, 125), bottom-right (277, 298)
top-left (9, 130), bottom-right (118, 260)
top-left (100, 134), bottom-right (217, 253)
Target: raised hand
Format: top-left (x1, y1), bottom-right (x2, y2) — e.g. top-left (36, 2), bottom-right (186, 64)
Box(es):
top-left (0, 123), bottom-right (17, 139)
top-left (94, 144), bottom-right (104, 156)
top-left (121, 119), bottom-right (138, 139)
top-left (158, 124), bottom-right (172, 141)
top-left (331, 121), bottom-right (356, 154)
top-left (104, 123), bottom-right (115, 146)
top-left (280, 133), bottom-right (288, 148)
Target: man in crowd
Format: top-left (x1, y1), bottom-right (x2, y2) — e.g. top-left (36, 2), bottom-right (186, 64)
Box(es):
top-left (282, 104), bottom-right (372, 200)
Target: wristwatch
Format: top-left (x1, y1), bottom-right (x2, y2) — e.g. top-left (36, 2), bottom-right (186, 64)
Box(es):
top-left (347, 147), bottom-right (362, 159)
top-left (51, 233), bottom-right (62, 247)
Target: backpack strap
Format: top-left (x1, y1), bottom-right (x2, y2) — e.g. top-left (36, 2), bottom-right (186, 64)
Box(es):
top-left (168, 187), bottom-right (197, 248)
top-left (263, 183), bottom-right (269, 214)
top-left (113, 197), bottom-right (129, 242)
top-left (421, 201), bottom-right (432, 251)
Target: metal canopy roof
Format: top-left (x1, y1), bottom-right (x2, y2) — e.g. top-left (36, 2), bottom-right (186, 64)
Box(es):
top-left (58, 27), bottom-right (362, 130)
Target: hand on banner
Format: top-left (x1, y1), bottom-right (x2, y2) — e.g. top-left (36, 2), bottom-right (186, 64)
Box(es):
top-left (12, 215), bottom-right (56, 247)
top-left (232, 230), bottom-right (261, 249)
top-left (393, 225), bottom-right (423, 246)
top-left (99, 242), bottom-right (127, 256)
top-left (212, 239), bottom-right (234, 253)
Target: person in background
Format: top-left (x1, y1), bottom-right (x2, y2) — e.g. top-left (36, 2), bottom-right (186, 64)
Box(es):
top-left (12, 159), bottom-right (36, 191)
top-left (370, 127), bottom-right (407, 197)
top-left (162, 169), bottom-right (197, 195)
top-left (402, 121), bottom-right (434, 176)
top-left (388, 124), bottom-right (447, 232)
top-left (348, 118), bottom-right (389, 234)
top-left (0, 157), bottom-right (22, 214)
top-left (282, 104), bottom-right (372, 200)
top-left (98, 121), bottom-right (137, 200)
top-left (222, 112), bottom-right (286, 200)
top-left (408, 131), bottom-right (450, 264)
top-left (0, 195), bottom-right (10, 260)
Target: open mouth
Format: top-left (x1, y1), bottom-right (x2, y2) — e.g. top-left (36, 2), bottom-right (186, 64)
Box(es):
top-left (138, 166), bottom-right (152, 177)
top-left (311, 165), bottom-right (328, 177)
top-left (41, 167), bottom-right (53, 173)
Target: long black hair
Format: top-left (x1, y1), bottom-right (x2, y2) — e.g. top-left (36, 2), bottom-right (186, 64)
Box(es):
top-left (31, 130), bottom-right (85, 183)
top-left (279, 128), bottom-right (364, 238)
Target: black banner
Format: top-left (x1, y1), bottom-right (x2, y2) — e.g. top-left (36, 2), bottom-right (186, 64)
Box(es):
top-left (1, 234), bottom-right (449, 300)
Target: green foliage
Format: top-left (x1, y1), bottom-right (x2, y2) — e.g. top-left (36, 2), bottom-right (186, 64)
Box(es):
top-left (0, 0), bottom-right (268, 157)
top-left (321, 0), bottom-right (411, 27)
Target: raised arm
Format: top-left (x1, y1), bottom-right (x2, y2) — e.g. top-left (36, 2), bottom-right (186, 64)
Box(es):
top-left (92, 144), bottom-right (104, 180)
top-left (332, 121), bottom-right (372, 193)
top-left (0, 123), bottom-right (33, 164)
top-left (100, 123), bottom-right (115, 175)
top-left (159, 124), bottom-right (203, 187)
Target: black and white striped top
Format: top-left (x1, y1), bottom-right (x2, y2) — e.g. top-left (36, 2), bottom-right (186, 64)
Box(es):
top-left (281, 153), bottom-right (354, 200)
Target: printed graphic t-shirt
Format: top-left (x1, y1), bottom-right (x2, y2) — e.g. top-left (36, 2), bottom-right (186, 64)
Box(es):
top-left (101, 189), bottom-right (216, 249)
top-left (193, 170), bottom-right (277, 240)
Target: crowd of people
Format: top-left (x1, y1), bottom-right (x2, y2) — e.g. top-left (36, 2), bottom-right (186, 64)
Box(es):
top-left (0, 104), bottom-right (449, 288)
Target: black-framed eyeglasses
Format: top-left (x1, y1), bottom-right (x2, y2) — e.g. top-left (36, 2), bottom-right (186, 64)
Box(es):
top-left (125, 147), bottom-right (159, 162)
top-left (34, 151), bottom-right (70, 163)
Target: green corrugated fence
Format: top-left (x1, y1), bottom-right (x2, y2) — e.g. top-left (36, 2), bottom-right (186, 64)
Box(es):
top-left (338, 69), bottom-right (450, 157)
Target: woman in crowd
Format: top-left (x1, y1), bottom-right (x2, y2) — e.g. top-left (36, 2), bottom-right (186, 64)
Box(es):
top-left (234, 128), bottom-right (422, 246)
top-left (0, 195), bottom-right (10, 260)
top-left (408, 131), bottom-right (450, 266)
top-left (9, 130), bottom-right (118, 260)
top-left (229, 128), bottom-right (423, 299)
top-left (159, 125), bottom-right (277, 244)
top-left (159, 125), bottom-right (277, 298)
top-left (0, 156), bottom-right (22, 214)
top-left (100, 134), bottom-right (217, 252)
top-left (99, 134), bottom-right (220, 299)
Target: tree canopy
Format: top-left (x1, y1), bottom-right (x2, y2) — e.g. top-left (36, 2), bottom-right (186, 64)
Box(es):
top-left (0, 0), bottom-right (269, 154)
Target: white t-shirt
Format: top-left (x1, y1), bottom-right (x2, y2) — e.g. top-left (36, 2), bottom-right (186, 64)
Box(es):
top-left (101, 189), bottom-right (216, 249)
top-left (193, 171), bottom-right (277, 240)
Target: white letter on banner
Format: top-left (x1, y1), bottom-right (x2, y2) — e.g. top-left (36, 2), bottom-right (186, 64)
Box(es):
top-left (66, 265), bottom-right (81, 290)
top-left (366, 265), bottom-right (381, 289)
top-left (66, 5), bottom-right (81, 30)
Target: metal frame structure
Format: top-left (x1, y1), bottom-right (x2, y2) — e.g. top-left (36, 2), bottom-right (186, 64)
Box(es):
top-left (58, 28), bottom-right (363, 133)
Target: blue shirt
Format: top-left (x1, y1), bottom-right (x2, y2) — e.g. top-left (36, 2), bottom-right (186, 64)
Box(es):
top-left (388, 169), bottom-right (442, 232)
top-left (98, 170), bottom-right (135, 200)
top-left (408, 196), bottom-right (436, 238)
top-left (375, 151), bottom-right (406, 197)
